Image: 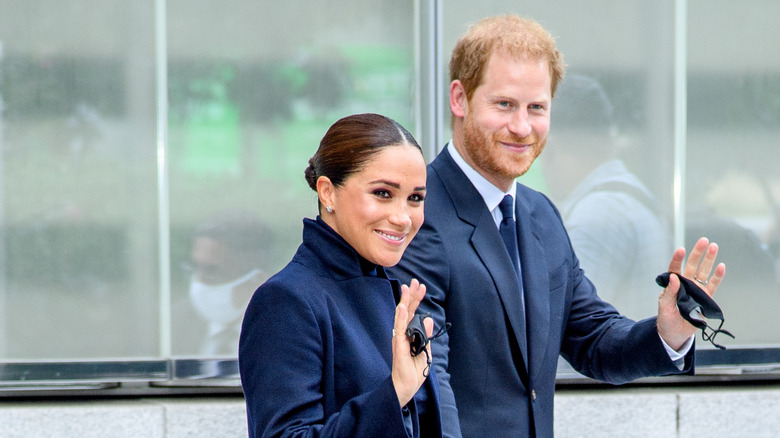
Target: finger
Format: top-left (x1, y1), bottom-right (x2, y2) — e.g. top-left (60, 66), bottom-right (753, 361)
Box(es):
top-left (404, 279), bottom-right (426, 318)
top-left (667, 247), bottom-right (686, 273)
top-left (682, 237), bottom-right (710, 278)
top-left (393, 301), bottom-right (410, 347)
top-left (422, 317), bottom-right (434, 376)
top-left (694, 242), bottom-right (719, 282)
top-left (705, 262), bottom-right (726, 298)
top-left (413, 282), bottom-right (427, 309)
top-left (399, 283), bottom-right (412, 310)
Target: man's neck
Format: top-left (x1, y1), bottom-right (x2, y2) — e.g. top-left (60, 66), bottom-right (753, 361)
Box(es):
top-left (450, 135), bottom-right (513, 193)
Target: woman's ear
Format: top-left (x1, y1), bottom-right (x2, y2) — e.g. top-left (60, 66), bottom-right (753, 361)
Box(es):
top-left (316, 176), bottom-right (335, 211)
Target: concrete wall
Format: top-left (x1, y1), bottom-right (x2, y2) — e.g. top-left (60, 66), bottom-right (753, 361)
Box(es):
top-left (2, 385), bottom-right (780, 437)
top-left (0, 398), bottom-right (248, 438)
top-left (554, 385), bottom-right (780, 438)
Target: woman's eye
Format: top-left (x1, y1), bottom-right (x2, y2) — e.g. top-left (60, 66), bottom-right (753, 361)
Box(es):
top-left (409, 193), bottom-right (425, 203)
top-left (373, 189), bottom-right (391, 199)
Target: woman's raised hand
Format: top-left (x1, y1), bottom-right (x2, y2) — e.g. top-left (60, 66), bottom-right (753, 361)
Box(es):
top-left (391, 278), bottom-right (433, 407)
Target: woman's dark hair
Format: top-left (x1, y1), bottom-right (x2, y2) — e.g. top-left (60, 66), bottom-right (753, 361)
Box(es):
top-left (304, 113), bottom-right (422, 192)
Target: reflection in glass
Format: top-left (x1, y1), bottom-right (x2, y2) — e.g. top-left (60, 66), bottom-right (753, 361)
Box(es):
top-left (686, 0), bottom-right (780, 346)
top-left (1, 0), bottom-right (778, 371)
top-left (165, 0), bottom-right (418, 357)
top-left (0, 0), bottom-right (418, 362)
top-left (544, 74), bottom-right (672, 320)
top-left (172, 209), bottom-right (269, 356)
top-left (1, 2), bottom-right (158, 359)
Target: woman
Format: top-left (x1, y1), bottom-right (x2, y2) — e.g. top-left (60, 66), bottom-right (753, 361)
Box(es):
top-left (239, 113), bottom-right (442, 437)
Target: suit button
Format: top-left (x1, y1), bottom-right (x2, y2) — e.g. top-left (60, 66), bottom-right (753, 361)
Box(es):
top-left (531, 389), bottom-right (537, 401)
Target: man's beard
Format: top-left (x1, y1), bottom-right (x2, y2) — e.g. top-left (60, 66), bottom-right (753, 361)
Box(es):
top-left (462, 115), bottom-right (545, 183)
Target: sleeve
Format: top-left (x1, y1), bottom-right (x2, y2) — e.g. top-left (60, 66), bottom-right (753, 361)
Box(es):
top-left (238, 281), bottom-right (412, 438)
top-left (560, 257), bottom-right (694, 383)
top-left (389, 222), bottom-right (463, 438)
top-left (539, 192), bottom-right (694, 383)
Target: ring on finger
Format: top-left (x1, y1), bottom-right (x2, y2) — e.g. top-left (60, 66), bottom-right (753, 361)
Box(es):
top-left (392, 328), bottom-right (397, 337)
top-left (694, 275), bottom-right (709, 286)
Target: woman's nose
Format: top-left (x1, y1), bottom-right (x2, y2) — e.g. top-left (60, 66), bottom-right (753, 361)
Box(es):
top-left (389, 206), bottom-right (413, 228)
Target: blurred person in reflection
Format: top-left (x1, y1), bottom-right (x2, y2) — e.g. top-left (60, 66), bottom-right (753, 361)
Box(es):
top-left (388, 15), bottom-right (726, 437)
top-left (684, 170), bottom-right (780, 341)
top-left (239, 113), bottom-right (443, 437)
top-left (177, 209), bottom-right (269, 356)
top-left (542, 74), bottom-right (672, 319)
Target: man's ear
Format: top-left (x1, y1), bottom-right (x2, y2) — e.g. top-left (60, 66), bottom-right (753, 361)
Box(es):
top-left (450, 80), bottom-right (468, 118)
top-left (316, 176), bottom-right (335, 210)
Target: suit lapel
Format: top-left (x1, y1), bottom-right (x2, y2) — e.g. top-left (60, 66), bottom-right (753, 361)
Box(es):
top-left (431, 152), bottom-right (529, 371)
top-left (471, 216), bottom-right (529, 368)
top-left (514, 187), bottom-right (551, 382)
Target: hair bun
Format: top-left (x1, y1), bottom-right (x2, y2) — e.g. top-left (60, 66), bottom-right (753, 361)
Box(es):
top-left (304, 158), bottom-right (318, 191)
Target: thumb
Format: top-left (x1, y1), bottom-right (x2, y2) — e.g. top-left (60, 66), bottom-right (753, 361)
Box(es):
top-left (659, 272), bottom-right (680, 310)
top-left (423, 316), bottom-right (434, 338)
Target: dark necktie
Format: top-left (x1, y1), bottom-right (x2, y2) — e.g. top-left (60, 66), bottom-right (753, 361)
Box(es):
top-left (499, 195), bottom-right (520, 276)
top-left (499, 195), bottom-right (527, 355)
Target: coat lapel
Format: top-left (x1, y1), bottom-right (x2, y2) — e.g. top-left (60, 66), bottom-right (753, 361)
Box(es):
top-left (514, 187), bottom-right (551, 382)
top-left (471, 216), bottom-right (528, 367)
top-left (431, 152), bottom-right (529, 371)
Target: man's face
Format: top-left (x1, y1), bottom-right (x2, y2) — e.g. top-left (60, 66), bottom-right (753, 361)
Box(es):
top-left (452, 50), bottom-right (552, 191)
top-left (189, 236), bottom-right (263, 308)
top-left (190, 237), bottom-right (243, 285)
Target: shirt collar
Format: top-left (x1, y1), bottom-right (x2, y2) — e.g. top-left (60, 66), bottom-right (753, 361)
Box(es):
top-left (446, 141), bottom-right (516, 217)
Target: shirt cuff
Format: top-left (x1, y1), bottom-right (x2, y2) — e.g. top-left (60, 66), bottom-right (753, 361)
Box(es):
top-left (659, 333), bottom-right (694, 370)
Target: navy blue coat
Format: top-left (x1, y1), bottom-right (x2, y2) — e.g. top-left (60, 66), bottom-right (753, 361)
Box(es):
top-left (388, 149), bottom-right (692, 438)
top-left (239, 217), bottom-right (442, 438)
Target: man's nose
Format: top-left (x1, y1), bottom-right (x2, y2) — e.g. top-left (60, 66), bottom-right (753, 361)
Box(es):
top-left (508, 110), bottom-right (532, 138)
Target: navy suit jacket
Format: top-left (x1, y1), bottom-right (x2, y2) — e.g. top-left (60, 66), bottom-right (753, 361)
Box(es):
top-left (388, 149), bottom-right (692, 437)
top-left (240, 217), bottom-right (442, 438)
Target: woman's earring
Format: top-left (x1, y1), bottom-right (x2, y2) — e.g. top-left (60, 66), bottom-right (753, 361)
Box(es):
top-left (326, 206), bottom-right (333, 213)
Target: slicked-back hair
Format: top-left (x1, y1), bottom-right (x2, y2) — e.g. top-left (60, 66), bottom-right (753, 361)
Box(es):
top-left (304, 113), bottom-right (421, 193)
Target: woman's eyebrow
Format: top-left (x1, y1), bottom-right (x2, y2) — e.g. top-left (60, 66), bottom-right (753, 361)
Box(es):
top-left (369, 180), bottom-right (426, 192)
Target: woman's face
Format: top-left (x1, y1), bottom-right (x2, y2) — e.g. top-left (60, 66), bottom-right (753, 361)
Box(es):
top-left (320, 143), bottom-right (426, 267)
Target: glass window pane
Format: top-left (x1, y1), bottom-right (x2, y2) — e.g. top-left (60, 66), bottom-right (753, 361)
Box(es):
top-left (166, 0), bottom-right (418, 357)
top-left (0, 1), bottom-right (159, 360)
top-left (2, 0), bottom-right (776, 387)
top-left (686, 0), bottom-right (780, 346)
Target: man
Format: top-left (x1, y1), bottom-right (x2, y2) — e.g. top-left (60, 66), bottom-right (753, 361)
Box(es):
top-left (542, 74), bottom-right (672, 320)
top-left (388, 15), bottom-right (725, 437)
top-left (173, 209), bottom-right (270, 356)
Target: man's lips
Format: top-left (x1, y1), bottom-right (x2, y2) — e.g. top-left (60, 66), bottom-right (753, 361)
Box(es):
top-left (500, 141), bottom-right (532, 152)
